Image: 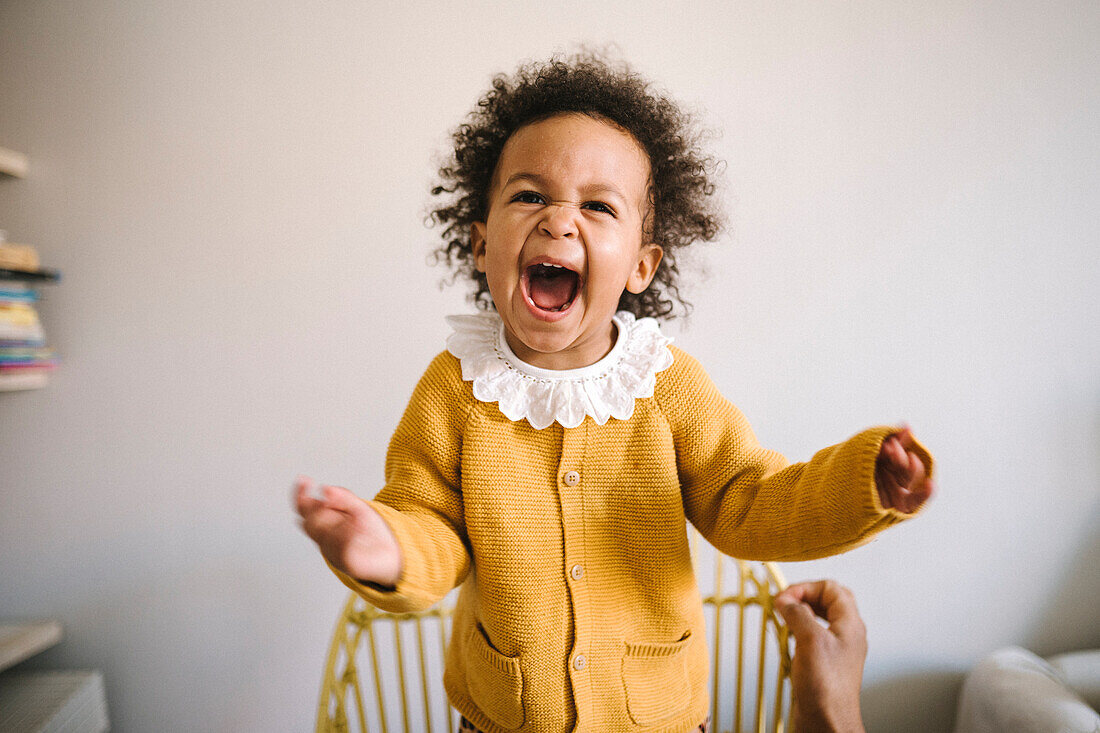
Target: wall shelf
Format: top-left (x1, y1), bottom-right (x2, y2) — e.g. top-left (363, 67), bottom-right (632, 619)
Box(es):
top-left (0, 671), bottom-right (109, 733)
top-left (0, 146), bottom-right (29, 178)
top-left (0, 267), bottom-right (61, 283)
top-left (0, 620), bottom-right (63, 674)
top-left (0, 622), bottom-right (110, 731)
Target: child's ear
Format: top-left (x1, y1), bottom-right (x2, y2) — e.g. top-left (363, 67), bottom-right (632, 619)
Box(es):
top-left (471, 222), bottom-right (488, 273)
top-left (625, 243), bottom-right (663, 294)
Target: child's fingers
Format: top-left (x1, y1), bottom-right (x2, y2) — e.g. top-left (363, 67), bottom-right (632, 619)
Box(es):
top-left (877, 435), bottom-right (905, 475)
top-left (912, 477), bottom-right (935, 506)
top-left (892, 451), bottom-right (926, 511)
top-left (900, 475), bottom-right (935, 513)
top-left (877, 439), bottom-right (911, 509)
top-left (893, 426), bottom-right (919, 451)
top-left (887, 436), bottom-right (909, 470)
top-left (906, 450), bottom-right (926, 487)
top-left (321, 484), bottom-right (369, 519)
top-left (892, 472), bottom-right (935, 513)
top-left (294, 475), bottom-right (320, 517)
top-left (298, 497), bottom-right (351, 541)
top-left (877, 429), bottom-right (933, 512)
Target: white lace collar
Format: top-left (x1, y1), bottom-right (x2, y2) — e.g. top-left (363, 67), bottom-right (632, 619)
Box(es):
top-left (445, 311), bottom-right (674, 430)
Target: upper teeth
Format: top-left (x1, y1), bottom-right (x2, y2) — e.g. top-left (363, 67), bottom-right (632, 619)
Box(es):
top-left (544, 263), bottom-right (564, 268)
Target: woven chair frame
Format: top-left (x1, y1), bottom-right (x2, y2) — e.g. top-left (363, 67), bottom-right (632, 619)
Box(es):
top-left (317, 536), bottom-right (792, 733)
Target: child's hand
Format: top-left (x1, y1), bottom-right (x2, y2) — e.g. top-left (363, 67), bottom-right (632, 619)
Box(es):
top-left (293, 476), bottom-right (403, 588)
top-left (874, 428), bottom-right (934, 513)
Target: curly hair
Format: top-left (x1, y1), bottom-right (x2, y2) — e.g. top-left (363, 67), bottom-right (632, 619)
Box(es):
top-left (429, 52), bottom-right (723, 320)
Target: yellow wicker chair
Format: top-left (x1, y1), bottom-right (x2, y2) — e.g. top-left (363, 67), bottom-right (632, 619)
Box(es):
top-left (317, 533), bottom-right (793, 733)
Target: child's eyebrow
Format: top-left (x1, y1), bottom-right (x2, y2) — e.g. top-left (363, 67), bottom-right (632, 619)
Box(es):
top-left (502, 172), bottom-right (627, 201)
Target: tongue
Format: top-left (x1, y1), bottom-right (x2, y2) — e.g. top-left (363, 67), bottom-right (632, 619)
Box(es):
top-left (529, 268), bottom-right (576, 311)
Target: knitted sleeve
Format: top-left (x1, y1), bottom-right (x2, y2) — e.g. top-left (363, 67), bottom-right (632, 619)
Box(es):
top-left (655, 346), bottom-right (933, 561)
top-left (329, 351), bottom-right (473, 612)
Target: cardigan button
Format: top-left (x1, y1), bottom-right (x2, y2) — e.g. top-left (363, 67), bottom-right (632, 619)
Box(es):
top-left (563, 470), bottom-right (580, 486)
top-left (573, 654), bottom-right (587, 671)
top-left (570, 564), bottom-right (584, 581)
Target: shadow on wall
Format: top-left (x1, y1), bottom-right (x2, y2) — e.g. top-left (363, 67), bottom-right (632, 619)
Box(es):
top-left (859, 507), bottom-right (1100, 733)
top-left (1025, 509), bottom-right (1100, 657)
top-left (861, 669), bottom-right (965, 733)
top-left (1026, 403), bottom-right (1100, 656)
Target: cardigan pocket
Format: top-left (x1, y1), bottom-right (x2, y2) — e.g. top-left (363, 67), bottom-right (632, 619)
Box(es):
top-left (466, 623), bottom-right (525, 730)
top-left (621, 630), bottom-right (693, 726)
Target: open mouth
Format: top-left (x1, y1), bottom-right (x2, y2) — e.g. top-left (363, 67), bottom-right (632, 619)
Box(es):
top-left (523, 263), bottom-right (580, 313)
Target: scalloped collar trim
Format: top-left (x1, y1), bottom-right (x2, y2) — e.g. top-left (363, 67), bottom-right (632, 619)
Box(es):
top-left (444, 311), bottom-right (674, 430)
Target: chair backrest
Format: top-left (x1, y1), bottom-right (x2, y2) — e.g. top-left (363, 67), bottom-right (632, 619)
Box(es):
top-left (316, 599), bottom-right (456, 733)
top-left (689, 532), bottom-right (793, 733)
top-left (316, 532), bottom-right (792, 733)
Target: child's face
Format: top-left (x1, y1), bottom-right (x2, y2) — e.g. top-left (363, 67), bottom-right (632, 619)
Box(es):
top-left (471, 113), bottom-right (663, 371)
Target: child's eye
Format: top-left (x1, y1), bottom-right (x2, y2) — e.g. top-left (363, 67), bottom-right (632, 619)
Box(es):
top-left (583, 201), bottom-right (616, 216)
top-left (511, 191), bottom-right (545, 205)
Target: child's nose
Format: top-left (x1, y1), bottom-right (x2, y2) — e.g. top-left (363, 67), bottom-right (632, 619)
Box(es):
top-left (538, 203), bottom-right (579, 239)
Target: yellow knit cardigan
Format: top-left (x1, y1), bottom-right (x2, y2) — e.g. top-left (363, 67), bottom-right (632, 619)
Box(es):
top-left (330, 346), bottom-right (932, 733)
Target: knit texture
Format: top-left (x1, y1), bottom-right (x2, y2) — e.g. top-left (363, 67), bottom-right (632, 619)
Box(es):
top-left (330, 346), bottom-right (933, 733)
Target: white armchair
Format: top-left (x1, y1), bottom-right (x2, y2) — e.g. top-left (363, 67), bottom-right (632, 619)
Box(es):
top-left (954, 646), bottom-right (1100, 733)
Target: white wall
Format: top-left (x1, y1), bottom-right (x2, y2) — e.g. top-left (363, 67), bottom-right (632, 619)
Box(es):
top-left (1, 1), bottom-right (1096, 731)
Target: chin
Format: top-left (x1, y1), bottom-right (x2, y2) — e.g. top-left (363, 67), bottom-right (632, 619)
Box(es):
top-left (515, 323), bottom-right (579, 355)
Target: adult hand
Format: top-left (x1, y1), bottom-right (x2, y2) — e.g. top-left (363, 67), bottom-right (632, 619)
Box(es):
top-left (293, 475), bottom-right (403, 588)
top-left (875, 427), bottom-right (934, 513)
top-left (775, 580), bottom-right (868, 733)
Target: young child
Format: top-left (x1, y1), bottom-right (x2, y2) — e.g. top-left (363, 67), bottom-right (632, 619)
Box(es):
top-left (295, 54), bottom-right (934, 733)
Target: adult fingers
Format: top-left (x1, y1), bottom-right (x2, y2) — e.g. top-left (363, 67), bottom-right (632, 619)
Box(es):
top-left (775, 595), bottom-right (823, 641)
top-left (781, 581), bottom-right (865, 640)
top-left (818, 583), bottom-right (866, 643)
top-left (776, 580), bottom-right (814, 606)
top-left (778, 580), bottom-right (835, 619)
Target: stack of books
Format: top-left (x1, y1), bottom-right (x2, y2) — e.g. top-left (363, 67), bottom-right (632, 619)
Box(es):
top-left (0, 241), bottom-right (60, 391)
